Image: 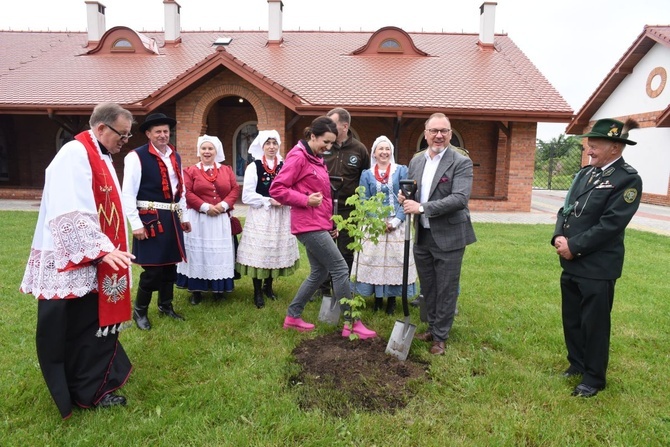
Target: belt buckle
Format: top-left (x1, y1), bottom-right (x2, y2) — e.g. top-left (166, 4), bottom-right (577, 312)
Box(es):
top-left (148, 201), bottom-right (156, 210)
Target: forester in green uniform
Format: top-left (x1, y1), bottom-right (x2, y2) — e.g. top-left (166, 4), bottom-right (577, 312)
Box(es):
top-left (552, 117), bottom-right (642, 398)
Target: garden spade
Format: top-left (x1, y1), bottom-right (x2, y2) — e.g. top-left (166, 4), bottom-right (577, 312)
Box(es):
top-left (386, 179), bottom-right (418, 361)
top-left (318, 176), bottom-right (345, 324)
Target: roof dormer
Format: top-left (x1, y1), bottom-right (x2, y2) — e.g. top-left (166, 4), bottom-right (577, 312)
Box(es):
top-left (352, 26), bottom-right (428, 56)
top-left (85, 26), bottom-right (161, 55)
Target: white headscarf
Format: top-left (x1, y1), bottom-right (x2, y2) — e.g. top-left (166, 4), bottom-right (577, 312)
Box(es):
top-left (370, 135), bottom-right (397, 178)
top-left (248, 130), bottom-right (282, 161)
top-left (196, 135), bottom-right (225, 163)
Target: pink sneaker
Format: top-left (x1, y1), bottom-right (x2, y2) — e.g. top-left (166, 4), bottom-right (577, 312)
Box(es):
top-left (342, 320), bottom-right (377, 339)
top-left (283, 316), bottom-right (315, 332)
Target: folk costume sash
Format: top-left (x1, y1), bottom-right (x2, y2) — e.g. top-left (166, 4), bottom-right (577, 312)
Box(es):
top-left (75, 131), bottom-right (131, 335)
top-left (148, 143), bottom-right (183, 201)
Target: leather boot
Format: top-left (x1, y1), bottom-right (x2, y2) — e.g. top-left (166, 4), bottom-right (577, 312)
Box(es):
top-left (385, 296), bottom-right (396, 315)
top-left (157, 283), bottom-right (185, 321)
top-left (190, 291), bottom-right (202, 305)
top-left (373, 297), bottom-right (384, 312)
top-left (253, 278), bottom-right (265, 309)
top-left (263, 278), bottom-right (277, 300)
top-left (133, 287), bottom-right (152, 331)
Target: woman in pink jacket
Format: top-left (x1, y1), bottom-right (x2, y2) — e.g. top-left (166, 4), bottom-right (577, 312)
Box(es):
top-left (270, 116), bottom-right (376, 339)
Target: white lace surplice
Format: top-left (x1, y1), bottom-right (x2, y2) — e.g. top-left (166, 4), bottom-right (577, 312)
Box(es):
top-left (20, 136), bottom-right (117, 299)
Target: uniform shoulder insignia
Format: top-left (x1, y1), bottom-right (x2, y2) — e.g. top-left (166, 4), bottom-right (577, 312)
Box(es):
top-left (622, 163), bottom-right (638, 174)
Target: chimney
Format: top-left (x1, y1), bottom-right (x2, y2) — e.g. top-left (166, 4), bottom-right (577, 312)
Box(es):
top-left (478, 2), bottom-right (497, 48)
top-left (164, 0), bottom-right (182, 44)
top-left (268, 0), bottom-right (283, 45)
top-left (85, 1), bottom-right (106, 43)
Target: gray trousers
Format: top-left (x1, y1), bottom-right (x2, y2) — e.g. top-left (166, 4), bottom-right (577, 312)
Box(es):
top-left (414, 227), bottom-right (465, 342)
top-left (288, 230), bottom-right (351, 319)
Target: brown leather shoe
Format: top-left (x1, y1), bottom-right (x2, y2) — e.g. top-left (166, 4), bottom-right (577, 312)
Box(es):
top-left (415, 331), bottom-right (433, 342)
top-left (430, 341), bottom-right (445, 355)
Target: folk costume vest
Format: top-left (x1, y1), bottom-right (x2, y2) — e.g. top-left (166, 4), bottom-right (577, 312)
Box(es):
top-left (254, 158), bottom-right (283, 197)
top-left (131, 144), bottom-right (186, 265)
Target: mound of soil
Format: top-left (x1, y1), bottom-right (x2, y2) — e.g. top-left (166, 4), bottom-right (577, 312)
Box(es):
top-left (290, 332), bottom-right (429, 417)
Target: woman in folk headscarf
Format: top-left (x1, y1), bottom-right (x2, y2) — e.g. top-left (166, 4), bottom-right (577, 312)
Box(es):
top-left (236, 130), bottom-right (300, 309)
top-left (351, 135), bottom-right (417, 314)
top-left (176, 135), bottom-right (240, 304)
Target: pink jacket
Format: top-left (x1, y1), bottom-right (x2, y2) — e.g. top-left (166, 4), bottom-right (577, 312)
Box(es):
top-left (270, 140), bottom-right (333, 235)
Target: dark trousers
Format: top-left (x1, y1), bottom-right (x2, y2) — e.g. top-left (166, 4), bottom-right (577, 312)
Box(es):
top-left (138, 264), bottom-right (178, 307)
top-left (36, 293), bottom-right (132, 419)
top-left (413, 227), bottom-right (464, 342)
top-left (560, 272), bottom-right (615, 389)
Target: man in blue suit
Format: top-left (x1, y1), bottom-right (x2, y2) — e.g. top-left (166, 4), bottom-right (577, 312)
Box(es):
top-left (400, 113), bottom-right (477, 355)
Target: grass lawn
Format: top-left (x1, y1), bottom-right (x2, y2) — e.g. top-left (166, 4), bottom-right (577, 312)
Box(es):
top-left (1, 211), bottom-right (668, 446)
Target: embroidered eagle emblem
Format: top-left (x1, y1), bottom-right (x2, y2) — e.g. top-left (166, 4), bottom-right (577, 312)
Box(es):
top-left (102, 273), bottom-right (128, 303)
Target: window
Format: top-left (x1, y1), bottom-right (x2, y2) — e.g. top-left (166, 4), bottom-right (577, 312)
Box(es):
top-left (111, 38), bottom-right (134, 53)
top-left (233, 122), bottom-right (258, 181)
top-left (379, 39), bottom-right (402, 52)
top-left (56, 128), bottom-right (74, 153)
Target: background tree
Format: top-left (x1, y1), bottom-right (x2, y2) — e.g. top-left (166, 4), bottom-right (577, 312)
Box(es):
top-left (534, 134), bottom-right (583, 190)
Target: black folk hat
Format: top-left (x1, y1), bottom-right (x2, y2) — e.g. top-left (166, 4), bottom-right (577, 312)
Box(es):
top-left (576, 118), bottom-right (638, 145)
top-left (139, 113), bottom-right (177, 133)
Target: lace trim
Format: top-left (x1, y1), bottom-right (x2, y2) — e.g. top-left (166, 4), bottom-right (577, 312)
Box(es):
top-left (21, 249), bottom-right (98, 299)
top-left (50, 211), bottom-right (114, 270)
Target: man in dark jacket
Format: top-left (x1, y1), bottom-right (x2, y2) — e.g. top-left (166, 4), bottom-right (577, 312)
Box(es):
top-left (552, 117), bottom-right (642, 397)
top-left (323, 108), bottom-right (370, 272)
top-left (314, 108), bottom-right (370, 300)
top-left (122, 113), bottom-right (192, 330)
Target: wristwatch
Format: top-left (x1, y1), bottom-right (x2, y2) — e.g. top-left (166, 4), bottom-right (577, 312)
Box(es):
top-left (418, 205), bottom-right (424, 214)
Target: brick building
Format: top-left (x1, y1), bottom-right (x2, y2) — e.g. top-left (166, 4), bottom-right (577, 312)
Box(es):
top-left (0, 1), bottom-right (574, 211)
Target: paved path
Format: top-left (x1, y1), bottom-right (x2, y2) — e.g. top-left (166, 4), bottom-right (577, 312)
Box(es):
top-left (3, 190), bottom-right (669, 236)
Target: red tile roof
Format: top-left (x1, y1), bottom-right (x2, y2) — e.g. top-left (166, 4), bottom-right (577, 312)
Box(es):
top-left (0, 28), bottom-right (572, 119)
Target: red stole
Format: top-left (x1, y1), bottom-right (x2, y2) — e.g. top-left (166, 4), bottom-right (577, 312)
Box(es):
top-left (75, 132), bottom-right (131, 334)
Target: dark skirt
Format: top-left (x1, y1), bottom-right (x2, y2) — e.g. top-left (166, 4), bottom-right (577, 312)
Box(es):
top-left (175, 274), bottom-right (234, 293)
top-left (36, 293), bottom-right (132, 419)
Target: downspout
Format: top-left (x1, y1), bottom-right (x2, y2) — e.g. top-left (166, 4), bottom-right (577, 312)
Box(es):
top-left (393, 111), bottom-right (402, 157)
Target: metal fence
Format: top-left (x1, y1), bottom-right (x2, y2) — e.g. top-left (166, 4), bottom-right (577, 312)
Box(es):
top-left (533, 144), bottom-right (583, 190)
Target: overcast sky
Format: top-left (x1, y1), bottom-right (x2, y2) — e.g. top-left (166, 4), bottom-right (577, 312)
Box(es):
top-left (2, 0), bottom-right (669, 141)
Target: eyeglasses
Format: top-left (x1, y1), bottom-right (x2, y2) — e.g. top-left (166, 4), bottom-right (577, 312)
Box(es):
top-left (426, 128), bottom-right (452, 136)
top-left (106, 124), bottom-right (133, 140)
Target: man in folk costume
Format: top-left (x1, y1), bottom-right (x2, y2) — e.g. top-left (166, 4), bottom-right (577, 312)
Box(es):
top-left (122, 113), bottom-right (191, 330)
top-left (20, 103), bottom-right (136, 419)
top-left (553, 117), bottom-right (642, 398)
